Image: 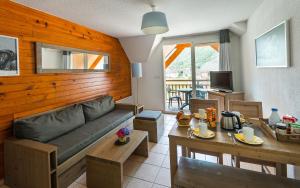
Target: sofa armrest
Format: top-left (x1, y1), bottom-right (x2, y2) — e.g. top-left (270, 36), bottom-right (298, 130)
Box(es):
top-left (4, 138), bottom-right (58, 188)
top-left (5, 137), bottom-right (57, 153)
top-left (115, 103), bottom-right (137, 115)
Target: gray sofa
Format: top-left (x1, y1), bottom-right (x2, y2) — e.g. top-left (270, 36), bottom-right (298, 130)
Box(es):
top-left (5, 96), bottom-right (136, 188)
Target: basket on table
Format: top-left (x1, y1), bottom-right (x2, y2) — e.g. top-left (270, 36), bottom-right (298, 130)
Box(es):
top-left (176, 113), bottom-right (192, 126)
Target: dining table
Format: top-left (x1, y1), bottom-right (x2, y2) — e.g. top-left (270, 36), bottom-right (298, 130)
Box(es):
top-left (168, 118), bottom-right (300, 188)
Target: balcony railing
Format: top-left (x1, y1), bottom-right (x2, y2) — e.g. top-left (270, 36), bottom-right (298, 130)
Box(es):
top-left (165, 79), bottom-right (210, 100)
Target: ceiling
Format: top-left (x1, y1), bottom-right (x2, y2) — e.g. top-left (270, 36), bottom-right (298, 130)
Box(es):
top-left (14, 0), bottom-right (263, 38)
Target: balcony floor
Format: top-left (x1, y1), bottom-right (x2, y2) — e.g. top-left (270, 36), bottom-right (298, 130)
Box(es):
top-left (165, 101), bottom-right (189, 113)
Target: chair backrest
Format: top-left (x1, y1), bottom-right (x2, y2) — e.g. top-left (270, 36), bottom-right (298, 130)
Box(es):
top-left (190, 98), bottom-right (219, 120)
top-left (229, 100), bottom-right (263, 119)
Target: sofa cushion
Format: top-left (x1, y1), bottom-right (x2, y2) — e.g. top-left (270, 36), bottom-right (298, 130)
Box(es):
top-left (135, 110), bottom-right (162, 121)
top-left (14, 104), bottom-right (85, 142)
top-left (84, 109), bottom-right (134, 136)
top-left (48, 109), bottom-right (134, 164)
top-left (82, 96), bottom-right (115, 121)
top-left (48, 125), bottom-right (98, 164)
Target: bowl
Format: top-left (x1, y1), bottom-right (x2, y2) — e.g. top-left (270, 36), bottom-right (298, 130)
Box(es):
top-left (177, 115), bottom-right (192, 126)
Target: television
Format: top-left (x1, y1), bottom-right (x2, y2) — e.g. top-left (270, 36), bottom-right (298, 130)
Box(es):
top-left (210, 71), bottom-right (233, 92)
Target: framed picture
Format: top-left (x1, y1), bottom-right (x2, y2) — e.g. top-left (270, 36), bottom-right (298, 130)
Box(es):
top-left (0, 35), bottom-right (19, 76)
top-left (255, 20), bottom-right (290, 68)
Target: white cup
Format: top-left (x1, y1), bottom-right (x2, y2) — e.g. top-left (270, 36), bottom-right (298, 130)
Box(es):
top-left (199, 122), bottom-right (208, 136)
top-left (198, 109), bottom-right (206, 119)
top-left (194, 122), bottom-right (200, 130)
top-left (242, 127), bottom-right (254, 143)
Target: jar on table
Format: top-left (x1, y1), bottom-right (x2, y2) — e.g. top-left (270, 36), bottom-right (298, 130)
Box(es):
top-left (206, 108), bottom-right (217, 128)
top-left (276, 123), bottom-right (287, 134)
top-left (269, 108), bottom-right (281, 128)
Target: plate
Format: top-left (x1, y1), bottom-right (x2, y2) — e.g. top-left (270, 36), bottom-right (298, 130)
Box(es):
top-left (192, 128), bottom-right (215, 139)
top-left (234, 133), bottom-right (264, 145)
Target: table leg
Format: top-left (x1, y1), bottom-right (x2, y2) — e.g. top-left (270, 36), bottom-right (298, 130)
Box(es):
top-left (169, 137), bottom-right (178, 188)
top-left (134, 136), bottom-right (149, 157)
top-left (186, 147), bottom-right (191, 158)
top-left (276, 163), bottom-right (287, 177)
top-left (180, 92), bottom-right (190, 110)
top-left (185, 93), bottom-right (189, 106)
top-left (181, 145), bottom-right (187, 157)
top-left (87, 157), bottom-right (122, 188)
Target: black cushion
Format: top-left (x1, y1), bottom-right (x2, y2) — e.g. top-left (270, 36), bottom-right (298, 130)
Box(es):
top-left (48, 109), bottom-right (134, 164)
top-left (82, 96), bottom-right (115, 121)
top-left (14, 105), bottom-right (85, 142)
top-left (135, 110), bottom-right (162, 121)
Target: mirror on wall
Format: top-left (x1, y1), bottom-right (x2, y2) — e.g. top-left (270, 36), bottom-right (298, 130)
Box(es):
top-left (36, 42), bottom-right (110, 73)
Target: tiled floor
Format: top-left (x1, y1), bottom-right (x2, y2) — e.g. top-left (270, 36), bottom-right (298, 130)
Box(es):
top-left (68, 114), bottom-right (237, 188)
top-left (67, 114), bottom-right (273, 188)
top-left (165, 102), bottom-right (190, 113)
top-left (69, 114), bottom-right (176, 188)
top-left (69, 113), bottom-right (300, 188)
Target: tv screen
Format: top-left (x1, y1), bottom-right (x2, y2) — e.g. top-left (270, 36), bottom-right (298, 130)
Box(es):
top-left (210, 71), bottom-right (233, 92)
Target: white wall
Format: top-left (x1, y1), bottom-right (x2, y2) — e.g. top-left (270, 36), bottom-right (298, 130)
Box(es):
top-left (241, 0), bottom-right (300, 178)
top-left (119, 35), bottom-right (156, 63)
top-left (119, 35), bottom-right (161, 106)
top-left (138, 32), bottom-right (242, 111)
top-left (241, 0), bottom-right (300, 118)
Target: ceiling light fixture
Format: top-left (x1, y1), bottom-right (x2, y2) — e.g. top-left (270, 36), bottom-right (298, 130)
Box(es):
top-left (141, 5), bottom-right (169, 35)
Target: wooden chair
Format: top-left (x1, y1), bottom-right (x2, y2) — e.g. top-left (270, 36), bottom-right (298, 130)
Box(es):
top-left (229, 100), bottom-right (286, 176)
top-left (229, 100), bottom-right (263, 119)
top-left (190, 98), bottom-right (219, 121)
top-left (188, 99), bottom-right (223, 164)
top-left (166, 86), bottom-right (182, 109)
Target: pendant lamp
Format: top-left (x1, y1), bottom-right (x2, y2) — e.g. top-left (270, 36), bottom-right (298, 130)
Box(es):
top-left (141, 5), bottom-right (169, 35)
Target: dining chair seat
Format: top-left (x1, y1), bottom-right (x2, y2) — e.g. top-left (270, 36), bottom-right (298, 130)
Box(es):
top-left (168, 96), bottom-right (182, 109)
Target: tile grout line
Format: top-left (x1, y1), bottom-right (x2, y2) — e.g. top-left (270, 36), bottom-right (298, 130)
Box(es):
top-left (126, 174), bottom-right (170, 188)
top-left (74, 116), bottom-right (176, 188)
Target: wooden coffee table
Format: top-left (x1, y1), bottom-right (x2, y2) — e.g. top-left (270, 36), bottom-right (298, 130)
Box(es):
top-left (86, 130), bottom-right (148, 188)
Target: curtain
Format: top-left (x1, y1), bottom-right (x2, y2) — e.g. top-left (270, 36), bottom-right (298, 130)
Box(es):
top-left (219, 29), bottom-right (231, 71)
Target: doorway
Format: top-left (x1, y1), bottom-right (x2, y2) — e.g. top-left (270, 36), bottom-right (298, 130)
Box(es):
top-left (163, 42), bottom-right (220, 112)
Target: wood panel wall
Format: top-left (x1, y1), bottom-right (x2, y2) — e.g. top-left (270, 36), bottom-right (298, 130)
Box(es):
top-left (0, 0), bottom-right (132, 178)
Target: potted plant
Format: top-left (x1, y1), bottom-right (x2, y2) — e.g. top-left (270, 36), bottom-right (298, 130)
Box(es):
top-left (116, 128), bottom-right (130, 144)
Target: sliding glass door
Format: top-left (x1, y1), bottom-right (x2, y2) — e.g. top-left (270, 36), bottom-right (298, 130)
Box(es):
top-left (163, 42), bottom-right (219, 112)
top-left (164, 43), bottom-right (192, 112)
top-left (193, 43), bottom-right (220, 99)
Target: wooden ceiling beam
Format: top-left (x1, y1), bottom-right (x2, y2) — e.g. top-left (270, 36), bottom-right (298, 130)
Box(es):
top-left (164, 43), bottom-right (191, 69)
top-left (210, 43), bottom-right (220, 52)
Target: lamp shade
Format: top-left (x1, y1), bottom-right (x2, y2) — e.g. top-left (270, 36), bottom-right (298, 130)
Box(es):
top-left (131, 63), bottom-right (142, 78)
top-left (141, 11), bottom-right (169, 35)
